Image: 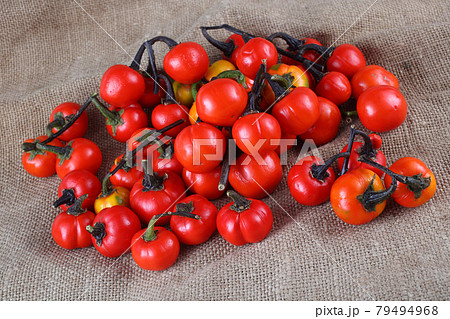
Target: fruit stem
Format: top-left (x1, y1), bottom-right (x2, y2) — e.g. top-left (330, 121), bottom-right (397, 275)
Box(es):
top-left (45, 114), bottom-right (66, 137)
top-left (200, 26), bottom-right (237, 58)
top-left (358, 156), bottom-right (432, 198)
top-left (66, 194), bottom-right (88, 216)
top-left (142, 205), bottom-right (200, 242)
top-left (354, 130), bottom-right (377, 158)
top-left (262, 72), bottom-right (288, 101)
top-left (86, 222), bottom-right (106, 246)
top-left (218, 135), bottom-right (231, 191)
top-left (340, 127), bottom-right (358, 175)
top-left (41, 95), bottom-right (93, 144)
top-left (100, 173), bottom-right (113, 197)
top-left (310, 152), bottom-right (349, 181)
top-left (266, 32), bottom-right (305, 51)
top-left (35, 142), bottom-right (73, 165)
top-left (141, 159), bottom-right (167, 192)
top-left (53, 188), bottom-right (76, 208)
top-left (91, 95), bottom-right (120, 123)
top-left (159, 74), bottom-right (177, 104)
top-left (357, 173), bottom-right (397, 212)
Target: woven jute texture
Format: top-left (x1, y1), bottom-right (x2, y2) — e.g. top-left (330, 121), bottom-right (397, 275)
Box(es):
top-left (0, 0), bottom-right (449, 300)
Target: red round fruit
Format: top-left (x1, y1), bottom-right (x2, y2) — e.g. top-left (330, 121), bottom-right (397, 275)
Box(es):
top-left (236, 38), bottom-right (278, 79)
top-left (100, 64), bottom-right (145, 108)
top-left (271, 87), bottom-right (320, 135)
top-left (174, 123), bottom-right (226, 173)
top-left (287, 156), bottom-right (336, 206)
top-left (315, 71), bottom-right (351, 106)
top-left (357, 86), bottom-right (407, 132)
top-left (196, 78), bottom-right (248, 127)
top-left (351, 65), bottom-right (399, 99)
top-left (182, 165), bottom-right (225, 200)
top-left (163, 42), bottom-right (209, 84)
top-left (327, 44), bottom-right (366, 79)
top-left (170, 195), bottom-right (218, 245)
top-left (299, 97), bottom-right (341, 146)
top-left (229, 151), bottom-right (282, 199)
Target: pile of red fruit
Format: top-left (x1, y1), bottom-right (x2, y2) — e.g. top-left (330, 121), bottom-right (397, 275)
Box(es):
top-left (21, 24), bottom-right (436, 271)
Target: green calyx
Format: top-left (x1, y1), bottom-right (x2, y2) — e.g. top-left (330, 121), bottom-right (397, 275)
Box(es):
top-left (405, 173), bottom-right (432, 199)
top-left (86, 222), bottom-right (106, 247)
top-left (175, 201), bottom-right (195, 215)
top-left (21, 141), bottom-right (46, 160)
top-left (66, 194), bottom-right (88, 216)
top-left (270, 73), bottom-right (295, 90)
top-left (227, 190), bottom-right (251, 213)
top-left (142, 172), bottom-right (168, 192)
top-left (216, 70), bottom-right (247, 88)
top-left (156, 141), bottom-right (175, 160)
top-left (141, 160), bottom-right (167, 192)
top-left (357, 174), bottom-right (394, 213)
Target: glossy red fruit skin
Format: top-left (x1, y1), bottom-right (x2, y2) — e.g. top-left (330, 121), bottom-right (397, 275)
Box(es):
top-left (351, 65), bottom-right (399, 99)
top-left (216, 197), bottom-right (273, 246)
top-left (299, 97), bottom-right (341, 146)
top-left (330, 168), bottom-right (385, 225)
top-left (271, 87), bottom-right (320, 135)
top-left (229, 151), bottom-right (283, 199)
top-left (163, 42), bottom-right (209, 84)
top-left (315, 71), bottom-right (352, 106)
top-left (152, 144), bottom-right (184, 176)
top-left (106, 103), bottom-right (148, 143)
top-left (182, 166), bottom-right (225, 200)
top-left (301, 38), bottom-right (323, 62)
top-left (52, 209), bottom-right (95, 249)
top-left (139, 77), bottom-right (166, 109)
top-left (357, 85), bottom-right (408, 132)
top-left (337, 141), bottom-right (387, 178)
top-left (49, 102), bottom-right (88, 141)
top-left (274, 132), bottom-right (297, 156)
top-left (109, 154), bottom-right (144, 190)
top-left (90, 206), bottom-right (141, 258)
top-left (174, 123), bottom-right (226, 173)
top-left (151, 103), bottom-right (190, 138)
top-left (232, 113), bottom-right (282, 155)
top-left (170, 194), bottom-right (218, 245)
top-left (55, 138), bottom-right (102, 179)
top-left (287, 156), bottom-right (336, 206)
top-left (196, 78), bottom-right (248, 127)
top-left (131, 227), bottom-right (180, 271)
top-left (223, 34), bottom-right (246, 66)
top-left (236, 38), bottom-right (278, 79)
top-left (100, 64), bottom-right (146, 108)
top-left (127, 127), bottom-right (154, 159)
top-left (384, 157), bottom-right (437, 208)
top-left (57, 169), bottom-right (102, 211)
top-left (129, 172), bottom-right (186, 225)
top-left (22, 136), bottom-right (63, 178)
top-left (327, 44), bottom-right (366, 79)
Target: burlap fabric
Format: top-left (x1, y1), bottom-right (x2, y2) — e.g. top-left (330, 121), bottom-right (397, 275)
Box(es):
top-left (0, 0), bottom-right (448, 300)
